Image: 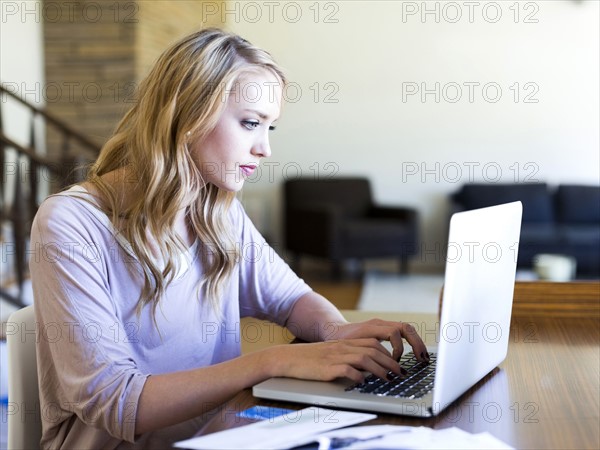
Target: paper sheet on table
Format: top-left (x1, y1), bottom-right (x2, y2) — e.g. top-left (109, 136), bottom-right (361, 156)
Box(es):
top-left (310, 424), bottom-right (514, 449)
top-left (173, 407), bottom-right (376, 450)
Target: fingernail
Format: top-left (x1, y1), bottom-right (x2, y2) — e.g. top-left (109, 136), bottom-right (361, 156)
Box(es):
top-left (386, 373), bottom-right (395, 381)
top-left (420, 351), bottom-right (430, 362)
top-left (400, 367), bottom-right (408, 376)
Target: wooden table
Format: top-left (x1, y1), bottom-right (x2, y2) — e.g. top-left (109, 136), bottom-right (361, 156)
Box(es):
top-left (194, 282), bottom-right (600, 449)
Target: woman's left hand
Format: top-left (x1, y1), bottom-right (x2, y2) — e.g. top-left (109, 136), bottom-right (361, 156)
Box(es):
top-left (325, 319), bottom-right (429, 363)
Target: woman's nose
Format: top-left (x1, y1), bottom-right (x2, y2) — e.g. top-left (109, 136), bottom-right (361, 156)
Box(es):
top-left (252, 135), bottom-right (272, 158)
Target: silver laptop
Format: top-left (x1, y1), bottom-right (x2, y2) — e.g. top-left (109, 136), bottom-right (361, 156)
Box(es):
top-left (253, 201), bottom-right (523, 417)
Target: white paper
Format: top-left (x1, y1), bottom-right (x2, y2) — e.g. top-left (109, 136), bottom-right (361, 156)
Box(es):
top-left (173, 407), bottom-right (376, 450)
top-left (310, 425), bottom-right (514, 449)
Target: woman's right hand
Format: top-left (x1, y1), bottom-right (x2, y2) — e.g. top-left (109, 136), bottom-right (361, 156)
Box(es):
top-left (135, 337), bottom-right (400, 435)
top-left (265, 338), bottom-right (402, 383)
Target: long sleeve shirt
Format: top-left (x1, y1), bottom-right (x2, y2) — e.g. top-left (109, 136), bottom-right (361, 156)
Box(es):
top-left (30, 186), bottom-right (311, 449)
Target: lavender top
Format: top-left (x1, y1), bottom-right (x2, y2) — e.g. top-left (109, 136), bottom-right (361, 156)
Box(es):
top-left (30, 186), bottom-right (311, 449)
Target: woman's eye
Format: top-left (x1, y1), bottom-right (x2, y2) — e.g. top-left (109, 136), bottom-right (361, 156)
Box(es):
top-left (242, 120), bottom-right (260, 130)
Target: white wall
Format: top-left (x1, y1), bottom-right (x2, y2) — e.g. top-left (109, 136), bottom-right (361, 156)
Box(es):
top-left (2, 1), bottom-right (597, 271)
top-left (229, 0), bottom-right (600, 269)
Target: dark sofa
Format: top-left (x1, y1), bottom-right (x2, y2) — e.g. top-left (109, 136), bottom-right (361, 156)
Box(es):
top-left (451, 183), bottom-right (600, 276)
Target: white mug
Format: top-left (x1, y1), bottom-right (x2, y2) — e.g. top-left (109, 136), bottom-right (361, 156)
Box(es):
top-left (534, 254), bottom-right (577, 282)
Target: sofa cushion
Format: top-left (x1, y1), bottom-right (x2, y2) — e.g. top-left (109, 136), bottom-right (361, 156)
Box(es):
top-left (555, 185), bottom-right (600, 224)
top-left (454, 183), bottom-right (554, 223)
top-left (520, 224), bottom-right (560, 244)
top-left (559, 225), bottom-right (600, 245)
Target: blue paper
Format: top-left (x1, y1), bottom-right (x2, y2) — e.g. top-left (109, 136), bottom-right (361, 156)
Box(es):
top-left (236, 406), bottom-right (296, 421)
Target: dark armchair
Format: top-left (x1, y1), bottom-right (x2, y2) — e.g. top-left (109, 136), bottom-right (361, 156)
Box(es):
top-left (284, 178), bottom-right (419, 276)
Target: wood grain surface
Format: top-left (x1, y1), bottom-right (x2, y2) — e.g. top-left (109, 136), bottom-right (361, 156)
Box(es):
top-left (190, 282), bottom-right (600, 449)
top-left (229, 316), bottom-right (598, 449)
top-left (512, 281), bottom-right (600, 318)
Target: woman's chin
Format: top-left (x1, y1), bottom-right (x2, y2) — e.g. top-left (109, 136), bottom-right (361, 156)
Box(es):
top-left (209, 180), bottom-right (245, 192)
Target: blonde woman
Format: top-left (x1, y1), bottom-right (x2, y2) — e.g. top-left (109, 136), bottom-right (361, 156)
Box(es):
top-left (30, 28), bottom-right (428, 449)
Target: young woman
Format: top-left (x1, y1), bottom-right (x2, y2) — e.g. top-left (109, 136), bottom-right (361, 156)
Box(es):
top-left (30, 28), bottom-right (428, 449)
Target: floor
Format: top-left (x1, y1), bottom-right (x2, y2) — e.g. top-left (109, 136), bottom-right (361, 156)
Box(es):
top-left (357, 272), bottom-right (444, 313)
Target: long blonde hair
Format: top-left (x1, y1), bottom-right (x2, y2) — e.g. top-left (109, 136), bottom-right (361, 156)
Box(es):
top-left (87, 28), bottom-right (285, 318)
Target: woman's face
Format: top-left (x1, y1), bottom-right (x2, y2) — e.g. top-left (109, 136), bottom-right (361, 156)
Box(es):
top-left (191, 69), bottom-right (283, 192)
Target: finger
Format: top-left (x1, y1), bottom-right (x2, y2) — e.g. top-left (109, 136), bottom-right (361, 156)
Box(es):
top-left (365, 346), bottom-right (402, 376)
top-left (399, 322), bottom-right (429, 362)
top-left (347, 328), bottom-right (405, 364)
top-left (388, 328), bottom-right (405, 361)
top-left (346, 337), bottom-right (393, 359)
top-left (345, 352), bottom-right (394, 381)
top-left (365, 320), bottom-right (427, 362)
top-left (346, 346), bottom-right (401, 378)
top-left (334, 364), bottom-right (365, 383)
top-left (349, 324), bottom-right (405, 362)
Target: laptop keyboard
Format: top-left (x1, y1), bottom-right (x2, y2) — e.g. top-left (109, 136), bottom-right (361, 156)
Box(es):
top-left (345, 352), bottom-right (436, 399)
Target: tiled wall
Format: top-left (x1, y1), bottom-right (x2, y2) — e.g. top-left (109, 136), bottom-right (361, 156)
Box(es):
top-left (43, 1), bottom-right (222, 160)
top-left (43, 1), bottom-right (137, 158)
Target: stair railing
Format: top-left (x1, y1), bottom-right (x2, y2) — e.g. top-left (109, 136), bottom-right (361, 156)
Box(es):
top-left (1, 83), bottom-right (101, 308)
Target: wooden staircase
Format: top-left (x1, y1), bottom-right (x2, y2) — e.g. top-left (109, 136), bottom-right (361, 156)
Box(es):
top-left (0, 83), bottom-right (101, 308)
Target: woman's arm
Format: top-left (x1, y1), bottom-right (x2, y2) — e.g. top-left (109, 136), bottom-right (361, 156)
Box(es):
top-left (138, 287), bottom-right (428, 434)
top-left (137, 292), bottom-right (415, 434)
top-left (136, 328), bottom-right (401, 434)
top-left (135, 350), bottom-right (269, 434)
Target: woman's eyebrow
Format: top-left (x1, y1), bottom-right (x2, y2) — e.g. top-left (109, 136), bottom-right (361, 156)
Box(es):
top-left (244, 108), bottom-right (278, 121)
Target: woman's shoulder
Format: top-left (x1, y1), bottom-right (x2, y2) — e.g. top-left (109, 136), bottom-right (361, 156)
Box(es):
top-left (228, 197), bottom-right (245, 218)
top-left (37, 185), bottom-right (92, 217)
top-left (228, 197), bottom-right (258, 233)
top-left (33, 186), bottom-right (112, 239)
top-left (227, 197), bottom-right (270, 245)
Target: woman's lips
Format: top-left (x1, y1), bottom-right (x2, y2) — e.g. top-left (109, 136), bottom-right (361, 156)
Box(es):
top-left (239, 165), bottom-right (257, 177)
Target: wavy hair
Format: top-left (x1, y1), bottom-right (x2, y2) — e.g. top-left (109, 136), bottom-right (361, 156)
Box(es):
top-left (86, 28), bottom-right (285, 319)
